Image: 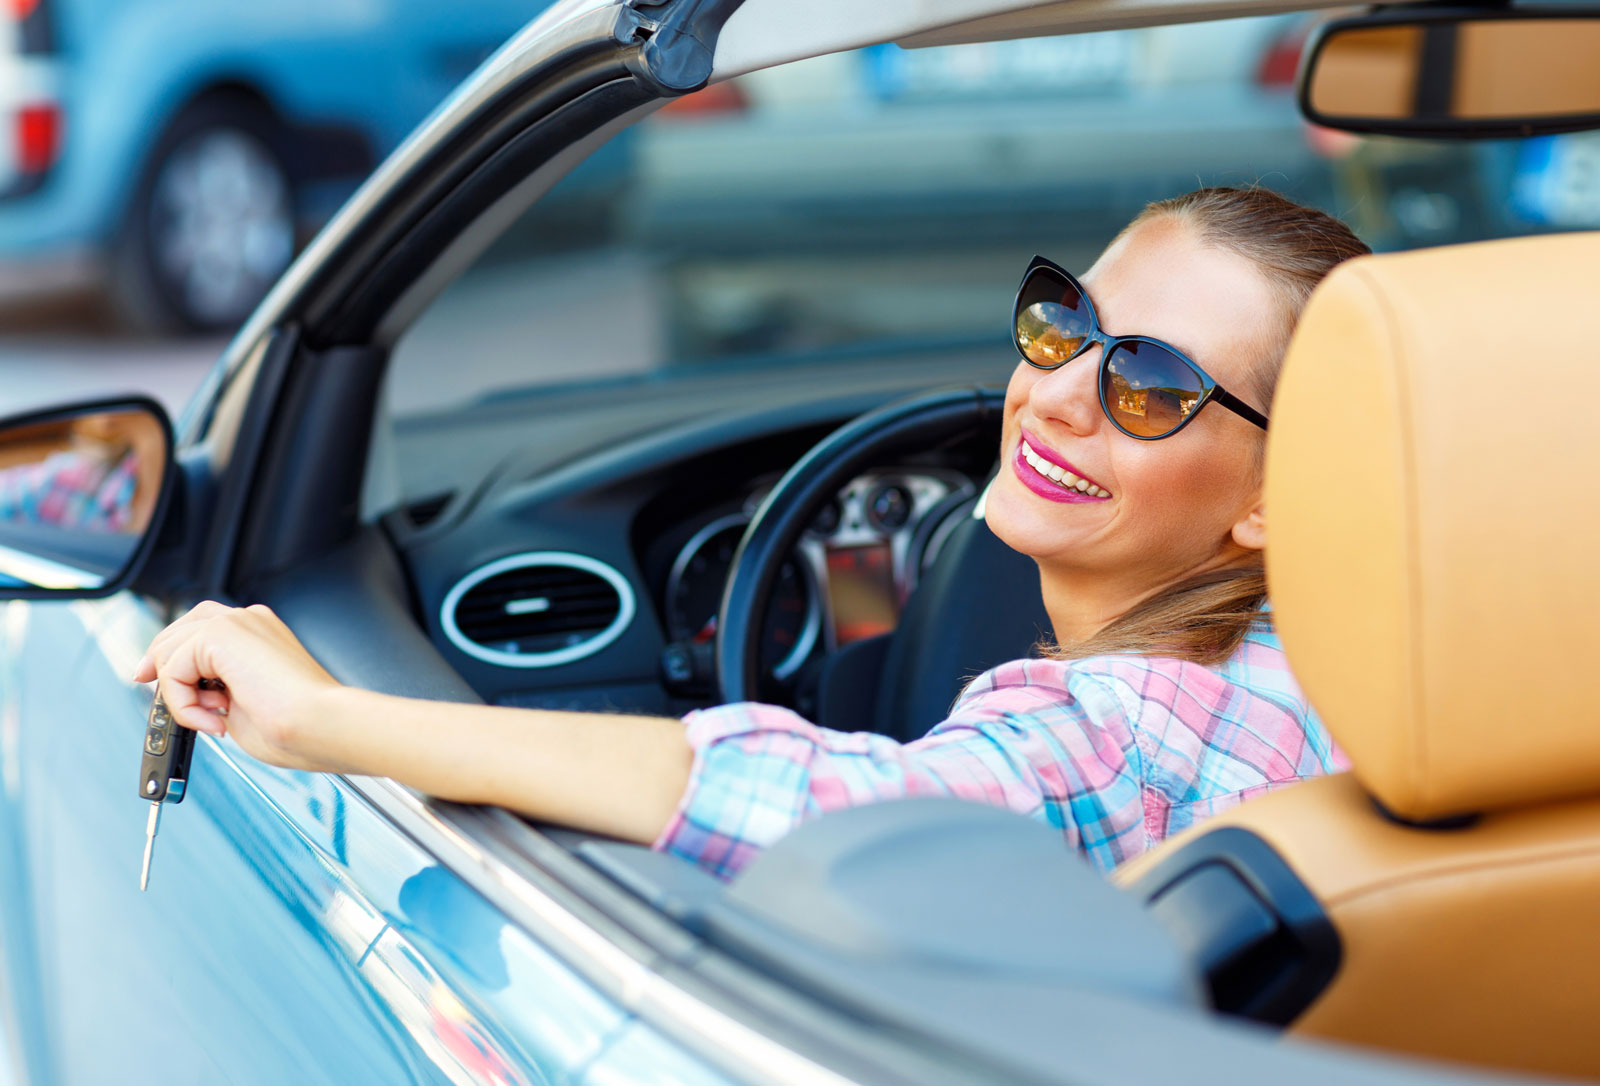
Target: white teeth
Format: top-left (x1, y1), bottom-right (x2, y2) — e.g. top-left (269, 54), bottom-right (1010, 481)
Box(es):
top-left (1020, 439), bottom-right (1109, 499)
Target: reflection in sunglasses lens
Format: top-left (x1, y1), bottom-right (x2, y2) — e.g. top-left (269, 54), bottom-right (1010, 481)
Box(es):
top-left (1015, 272), bottom-right (1091, 367)
top-left (1104, 343), bottom-right (1204, 438)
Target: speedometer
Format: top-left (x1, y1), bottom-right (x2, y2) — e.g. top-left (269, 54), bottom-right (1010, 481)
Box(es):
top-left (665, 514), bottom-right (818, 679)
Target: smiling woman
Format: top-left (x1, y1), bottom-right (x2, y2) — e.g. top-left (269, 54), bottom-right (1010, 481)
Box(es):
top-left (997, 187), bottom-right (1372, 666)
top-left (138, 186), bottom-right (1366, 879)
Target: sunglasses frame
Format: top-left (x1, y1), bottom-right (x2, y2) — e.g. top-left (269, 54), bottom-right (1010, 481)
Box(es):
top-left (1011, 255), bottom-right (1270, 441)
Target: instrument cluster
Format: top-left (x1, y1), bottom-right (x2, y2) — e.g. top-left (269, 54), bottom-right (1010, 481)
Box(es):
top-left (659, 468), bottom-right (977, 694)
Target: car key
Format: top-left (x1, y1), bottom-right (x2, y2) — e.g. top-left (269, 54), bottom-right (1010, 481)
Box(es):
top-left (138, 678), bottom-right (222, 891)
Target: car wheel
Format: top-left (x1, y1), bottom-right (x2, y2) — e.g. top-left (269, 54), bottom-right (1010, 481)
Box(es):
top-left (111, 99), bottom-right (297, 334)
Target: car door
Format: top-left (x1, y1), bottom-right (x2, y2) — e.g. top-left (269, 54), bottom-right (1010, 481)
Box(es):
top-left (2, 557), bottom-right (633, 1085)
top-left (0, 7), bottom-right (724, 1082)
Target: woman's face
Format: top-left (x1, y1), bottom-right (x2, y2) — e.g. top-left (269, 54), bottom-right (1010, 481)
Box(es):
top-left (985, 216), bottom-right (1278, 589)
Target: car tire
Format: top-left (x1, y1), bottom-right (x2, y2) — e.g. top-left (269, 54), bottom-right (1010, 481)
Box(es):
top-left (109, 97), bottom-right (297, 334)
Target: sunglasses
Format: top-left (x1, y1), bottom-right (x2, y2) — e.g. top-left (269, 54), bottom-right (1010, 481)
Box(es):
top-left (1011, 255), bottom-right (1270, 440)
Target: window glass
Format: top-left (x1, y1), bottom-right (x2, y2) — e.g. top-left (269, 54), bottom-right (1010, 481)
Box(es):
top-left (382, 14), bottom-right (1592, 483)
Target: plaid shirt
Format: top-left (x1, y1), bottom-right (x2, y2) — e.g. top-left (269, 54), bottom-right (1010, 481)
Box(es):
top-left (654, 620), bottom-right (1346, 879)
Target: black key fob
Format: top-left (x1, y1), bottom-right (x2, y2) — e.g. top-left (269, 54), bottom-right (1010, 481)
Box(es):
top-left (138, 691), bottom-right (196, 804)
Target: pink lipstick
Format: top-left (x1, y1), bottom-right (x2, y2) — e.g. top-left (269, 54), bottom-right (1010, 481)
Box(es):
top-left (1012, 428), bottom-right (1111, 504)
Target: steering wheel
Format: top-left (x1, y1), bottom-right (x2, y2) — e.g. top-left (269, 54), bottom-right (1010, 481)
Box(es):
top-left (716, 385), bottom-right (1033, 731)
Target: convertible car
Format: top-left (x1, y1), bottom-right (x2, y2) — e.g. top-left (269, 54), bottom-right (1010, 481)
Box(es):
top-left (0, 0), bottom-right (1595, 1083)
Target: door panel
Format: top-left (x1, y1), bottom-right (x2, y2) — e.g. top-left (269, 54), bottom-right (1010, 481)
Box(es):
top-left (581, 1021), bottom-right (740, 1086)
top-left (10, 593), bottom-right (628, 1085)
top-left (0, 598), bottom-right (100, 1086)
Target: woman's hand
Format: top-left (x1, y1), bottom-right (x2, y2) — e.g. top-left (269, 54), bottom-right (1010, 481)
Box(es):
top-left (133, 602), bottom-right (346, 773)
top-left (134, 601), bottom-right (692, 844)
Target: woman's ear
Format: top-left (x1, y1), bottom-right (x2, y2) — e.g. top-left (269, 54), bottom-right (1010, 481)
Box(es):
top-left (1231, 496), bottom-right (1266, 552)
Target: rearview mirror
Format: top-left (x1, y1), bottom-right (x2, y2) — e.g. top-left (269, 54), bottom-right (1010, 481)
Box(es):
top-left (0, 398), bottom-right (174, 597)
top-left (1301, 6), bottom-right (1600, 139)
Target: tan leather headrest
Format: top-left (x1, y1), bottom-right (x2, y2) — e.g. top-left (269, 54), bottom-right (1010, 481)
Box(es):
top-left (1266, 232), bottom-right (1600, 821)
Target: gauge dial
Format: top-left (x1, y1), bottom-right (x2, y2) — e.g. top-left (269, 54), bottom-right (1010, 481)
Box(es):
top-left (808, 497), bottom-right (842, 538)
top-left (865, 482), bottom-right (912, 531)
top-left (665, 515), bottom-right (817, 679)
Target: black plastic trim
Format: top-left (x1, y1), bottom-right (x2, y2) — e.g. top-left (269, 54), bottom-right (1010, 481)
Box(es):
top-left (132, 443), bottom-right (213, 598)
top-left (254, 526), bottom-right (482, 705)
top-left (1298, 3), bottom-right (1600, 140)
top-left (632, 0), bottom-right (745, 92)
top-left (199, 328), bottom-right (299, 595)
top-left (230, 344), bottom-right (386, 585)
top-left (300, 0), bottom-right (754, 344)
top-left (1127, 826), bottom-right (1341, 1027)
top-left (0, 395), bottom-right (175, 601)
top-left (319, 78), bottom-right (655, 344)
top-left (303, 6), bottom-right (653, 342)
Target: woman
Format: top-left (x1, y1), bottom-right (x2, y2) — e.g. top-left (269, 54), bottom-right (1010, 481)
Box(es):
top-left (135, 187), bottom-right (1368, 878)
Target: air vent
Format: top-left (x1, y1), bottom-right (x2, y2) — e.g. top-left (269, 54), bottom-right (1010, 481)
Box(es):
top-left (441, 552), bottom-right (636, 668)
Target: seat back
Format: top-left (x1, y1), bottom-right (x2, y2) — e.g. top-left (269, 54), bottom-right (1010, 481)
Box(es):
top-left (874, 502), bottom-right (1051, 741)
top-left (1116, 231), bottom-right (1600, 1080)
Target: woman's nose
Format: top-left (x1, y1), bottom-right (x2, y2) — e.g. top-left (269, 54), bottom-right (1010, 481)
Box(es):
top-left (1027, 346), bottom-right (1104, 434)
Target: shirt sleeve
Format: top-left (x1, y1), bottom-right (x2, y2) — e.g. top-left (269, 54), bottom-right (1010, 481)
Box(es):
top-left (652, 659), bottom-right (1149, 880)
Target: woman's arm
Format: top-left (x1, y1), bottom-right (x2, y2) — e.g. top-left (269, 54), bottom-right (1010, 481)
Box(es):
top-left (134, 602), bottom-right (691, 843)
top-left (136, 605), bottom-right (1149, 878)
top-left (657, 659), bottom-right (1147, 878)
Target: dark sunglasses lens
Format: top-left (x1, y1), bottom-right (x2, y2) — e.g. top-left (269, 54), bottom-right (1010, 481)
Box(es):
top-left (1015, 269), bottom-right (1092, 368)
top-left (1103, 341), bottom-right (1206, 438)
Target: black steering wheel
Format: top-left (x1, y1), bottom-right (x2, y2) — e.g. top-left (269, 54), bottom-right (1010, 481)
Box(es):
top-left (716, 386), bottom-right (1049, 737)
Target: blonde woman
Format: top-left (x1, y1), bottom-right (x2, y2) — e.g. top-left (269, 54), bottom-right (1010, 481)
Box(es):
top-left (136, 188), bottom-right (1369, 878)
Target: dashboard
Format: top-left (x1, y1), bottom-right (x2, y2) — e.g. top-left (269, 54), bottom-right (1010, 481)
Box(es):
top-left (656, 467), bottom-right (977, 698)
top-left (382, 349), bottom-right (1011, 717)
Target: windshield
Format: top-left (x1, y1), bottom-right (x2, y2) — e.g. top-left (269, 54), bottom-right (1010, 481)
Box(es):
top-left (382, 13), bottom-right (1592, 421)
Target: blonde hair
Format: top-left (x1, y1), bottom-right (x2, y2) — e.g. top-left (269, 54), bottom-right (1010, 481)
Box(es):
top-left (1047, 186), bottom-right (1369, 667)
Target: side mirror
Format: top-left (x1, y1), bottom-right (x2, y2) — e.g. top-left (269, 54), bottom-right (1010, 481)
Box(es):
top-left (1300, 6), bottom-right (1600, 139)
top-left (0, 397), bottom-right (174, 598)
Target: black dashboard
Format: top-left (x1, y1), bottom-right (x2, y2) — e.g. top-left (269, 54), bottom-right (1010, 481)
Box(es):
top-left (381, 348), bottom-right (1014, 717)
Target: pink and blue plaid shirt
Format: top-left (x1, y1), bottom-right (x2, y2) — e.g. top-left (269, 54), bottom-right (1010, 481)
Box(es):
top-left (653, 620), bottom-right (1346, 879)
top-left (0, 449), bottom-right (140, 533)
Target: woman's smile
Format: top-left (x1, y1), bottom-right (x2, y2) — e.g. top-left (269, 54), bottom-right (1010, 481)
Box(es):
top-left (1013, 427), bottom-right (1112, 503)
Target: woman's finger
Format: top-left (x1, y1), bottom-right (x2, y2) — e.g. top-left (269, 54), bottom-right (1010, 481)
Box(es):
top-left (157, 672), bottom-right (225, 736)
top-left (153, 628), bottom-right (229, 735)
top-left (196, 687), bottom-right (230, 714)
top-left (135, 601), bottom-right (236, 682)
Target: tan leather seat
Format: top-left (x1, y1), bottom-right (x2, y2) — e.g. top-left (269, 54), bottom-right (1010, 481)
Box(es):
top-left (1114, 231), bottom-right (1600, 1080)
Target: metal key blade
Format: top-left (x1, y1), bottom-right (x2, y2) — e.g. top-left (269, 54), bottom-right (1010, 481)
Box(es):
top-left (138, 688), bottom-right (196, 891)
top-left (139, 800), bottom-right (161, 891)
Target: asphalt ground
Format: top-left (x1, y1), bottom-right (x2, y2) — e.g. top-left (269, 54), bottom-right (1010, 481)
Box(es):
top-left (0, 293), bottom-right (220, 419)
top-left (0, 336), bottom-right (219, 418)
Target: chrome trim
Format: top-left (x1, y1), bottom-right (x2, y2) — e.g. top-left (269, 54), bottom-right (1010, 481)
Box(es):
top-left (343, 775), bottom-right (861, 1086)
top-left (440, 551), bottom-right (635, 668)
top-left (665, 513), bottom-right (820, 682)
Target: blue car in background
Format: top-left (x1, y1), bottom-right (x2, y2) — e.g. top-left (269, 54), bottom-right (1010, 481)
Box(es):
top-left (0, 0), bottom-right (544, 330)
